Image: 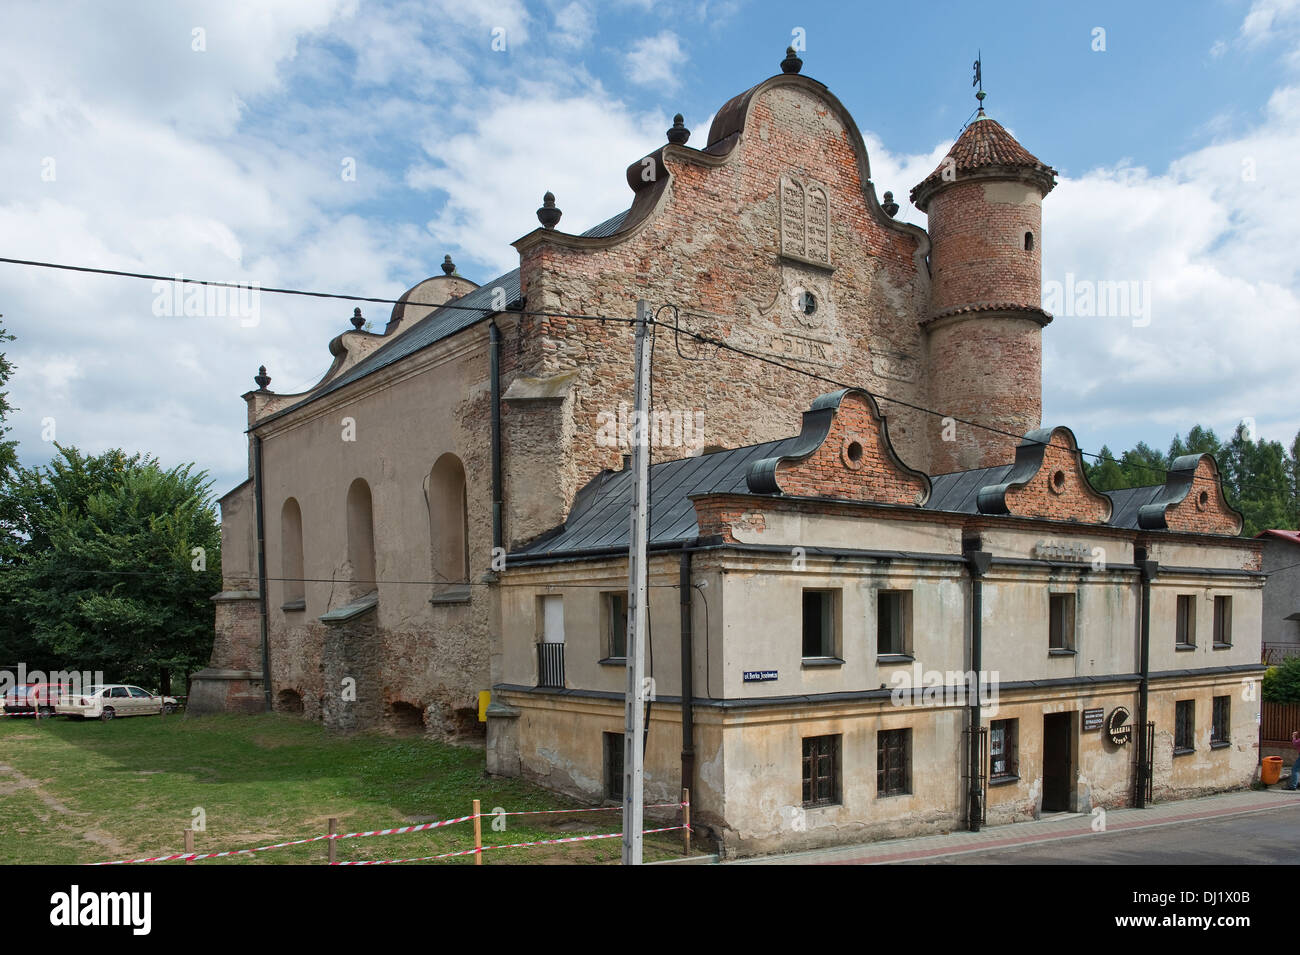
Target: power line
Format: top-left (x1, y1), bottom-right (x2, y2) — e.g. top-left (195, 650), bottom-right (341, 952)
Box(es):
top-left (655, 312), bottom-right (1296, 502)
top-left (2, 252), bottom-right (1292, 505)
top-left (0, 256), bottom-right (638, 326)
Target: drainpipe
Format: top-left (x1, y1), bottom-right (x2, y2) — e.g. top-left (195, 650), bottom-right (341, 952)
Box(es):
top-left (964, 538), bottom-right (992, 832)
top-left (1135, 548), bottom-right (1158, 808)
top-left (679, 547), bottom-right (695, 800)
top-left (489, 320), bottom-right (503, 551)
top-left (253, 434), bottom-right (271, 712)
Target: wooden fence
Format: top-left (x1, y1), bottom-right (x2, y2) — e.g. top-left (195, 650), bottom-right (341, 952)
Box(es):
top-left (1262, 701), bottom-right (1300, 744)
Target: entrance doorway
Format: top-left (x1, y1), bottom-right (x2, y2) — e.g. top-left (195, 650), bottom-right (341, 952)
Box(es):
top-left (1042, 712), bottom-right (1074, 813)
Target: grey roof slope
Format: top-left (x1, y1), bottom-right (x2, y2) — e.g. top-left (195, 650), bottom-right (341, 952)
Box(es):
top-left (510, 436), bottom-right (804, 559)
top-left (255, 208), bottom-right (632, 429)
top-left (925, 466), bottom-right (1013, 514)
top-left (1105, 484), bottom-right (1165, 529)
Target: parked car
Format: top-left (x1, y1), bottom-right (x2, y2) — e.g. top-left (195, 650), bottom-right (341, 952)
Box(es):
top-left (3, 683), bottom-right (68, 717)
top-left (55, 685), bottom-right (179, 721)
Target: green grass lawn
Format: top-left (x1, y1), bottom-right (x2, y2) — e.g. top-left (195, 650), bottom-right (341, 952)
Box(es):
top-left (0, 712), bottom-right (695, 865)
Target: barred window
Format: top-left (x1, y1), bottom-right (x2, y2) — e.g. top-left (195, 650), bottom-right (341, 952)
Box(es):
top-left (802, 735), bottom-right (840, 807)
top-left (1212, 696), bottom-right (1230, 745)
top-left (1174, 700), bottom-right (1195, 754)
top-left (990, 719), bottom-right (1019, 779)
top-left (877, 728), bottom-right (912, 797)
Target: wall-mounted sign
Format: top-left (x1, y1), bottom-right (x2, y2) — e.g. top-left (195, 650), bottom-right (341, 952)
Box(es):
top-left (1082, 707), bottom-right (1105, 732)
top-left (743, 670), bottom-right (778, 683)
top-left (1034, 541), bottom-right (1092, 562)
top-left (1106, 706), bottom-right (1132, 745)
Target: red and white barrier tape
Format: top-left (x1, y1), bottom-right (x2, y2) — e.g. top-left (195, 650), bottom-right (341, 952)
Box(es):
top-left (498, 801), bottom-right (684, 816)
top-left (89, 813), bottom-right (476, 865)
top-left (332, 825), bottom-right (687, 866)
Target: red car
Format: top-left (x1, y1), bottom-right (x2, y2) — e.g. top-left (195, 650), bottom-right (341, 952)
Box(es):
top-left (2, 683), bottom-right (68, 717)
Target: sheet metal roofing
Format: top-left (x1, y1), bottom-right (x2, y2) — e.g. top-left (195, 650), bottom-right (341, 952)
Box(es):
top-left (511, 436), bottom-right (804, 559)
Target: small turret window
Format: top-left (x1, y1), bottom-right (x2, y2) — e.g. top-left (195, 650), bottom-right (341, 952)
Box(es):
top-left (1024, 231), bottom-right (1034, 251)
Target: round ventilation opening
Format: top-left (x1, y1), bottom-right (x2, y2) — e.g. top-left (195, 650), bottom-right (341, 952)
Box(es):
top-left (1051, 470), bottom-right (1066, 493)
top-left (847, 441), bottom-right (864, 462)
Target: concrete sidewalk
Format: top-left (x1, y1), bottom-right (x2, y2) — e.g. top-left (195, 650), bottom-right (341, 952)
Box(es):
top-left (730, 788), bottom-right (1300, 865)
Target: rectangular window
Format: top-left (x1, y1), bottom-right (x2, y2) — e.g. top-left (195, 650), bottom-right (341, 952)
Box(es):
top-left (877, 590), bottom-right (912, 656)
top-left (604, 732), bottom-right (624, 801)
top-left (1213, 596), bottom-right (1232, 647)
top-left (1212, 696), bottom-right (1230, 745)
top-left (802, 589), bottom-right (838, 658)
top-left (1049, 593), bottom-right (1075, 651)
top-left (1174, 699), bottom-right (1195, 753)
top-left (538, 594), bottom-right (565, 643)
top-left (990, 719), bottom-right (1019, 780)
top-left (603, 591), bottom-right (628, 659)
top-left (801, 735), bottom-right (841, 807)
top-left (877, 728), bottom-right (912, 797)
top-left (1175, 594), bottom-right (1197, 647)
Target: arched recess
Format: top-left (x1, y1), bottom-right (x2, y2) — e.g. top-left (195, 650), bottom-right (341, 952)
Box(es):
top-left (280, 497), bottom-right (305, 607)
top-left (428, 453), bottom-right (469, 593)
top-left (346, 478), bottom-right (377, 595)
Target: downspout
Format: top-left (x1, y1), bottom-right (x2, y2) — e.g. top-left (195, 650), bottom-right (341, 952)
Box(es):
top-left (964, 538), bottom-right (992, 832)
top-left (679, 547), bottom-right (695, 800)
top-left (1135, 548), bottom-right (1158, 808)
top-left (489, 320), bottom-right (503, 551)
top-left (253, 434), bottom-right (271, 712)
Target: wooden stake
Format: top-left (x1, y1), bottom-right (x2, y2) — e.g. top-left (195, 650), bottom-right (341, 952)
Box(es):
top-left (473, 799), bottom-right (482, 865)
top-left (682, 788), bottom-right (691, 857)
top-left (184, 828), bottom-right (194, 866)
top-left (328, 817), bottom-right (337, 865)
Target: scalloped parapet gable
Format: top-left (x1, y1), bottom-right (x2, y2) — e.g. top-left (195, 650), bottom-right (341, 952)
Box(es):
top-left (745, 389), bottom-right (930, 505)
top-left (1138, 454), bottom-right (1243, 536)
top-left (977, 426), bottom-right (1112, 523)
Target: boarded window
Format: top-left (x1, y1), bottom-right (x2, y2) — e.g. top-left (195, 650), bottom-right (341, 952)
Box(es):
top-left (346, 478), bottom-right (376, 595)
top-left (1213, 595), bottom-right (1232, 646)
top-left (1049, 593), bottom-right (1075, 650)
top-left (280, 497), bottom-right (305, 605)
top-left (1176, 595), bottom-right (1197, 646)
top-left (428, 453), bottom-right (469, 589)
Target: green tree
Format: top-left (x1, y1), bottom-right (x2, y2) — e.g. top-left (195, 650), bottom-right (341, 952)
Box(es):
top-left (0, 444), bottom-right (220, 689)
top-left (1263, 659), bottom-right (1300, 704)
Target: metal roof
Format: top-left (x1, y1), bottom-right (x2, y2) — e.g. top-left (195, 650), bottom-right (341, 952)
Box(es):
top-left (510, 436), bottom-right (804, 558)
top-left (924, 466), bottom-right (1012, 514)
top-left (1105, 484), bottom-right (1164, 529)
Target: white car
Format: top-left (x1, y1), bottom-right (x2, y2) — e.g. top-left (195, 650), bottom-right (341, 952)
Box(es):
top-left (55, 685), bottom-right (179, 720)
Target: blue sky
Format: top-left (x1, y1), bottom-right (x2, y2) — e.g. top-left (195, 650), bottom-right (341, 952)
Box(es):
top-left (1, 0), bottom-right (1298, 496)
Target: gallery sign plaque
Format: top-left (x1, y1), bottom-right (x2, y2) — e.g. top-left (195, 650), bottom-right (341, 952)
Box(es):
top-left (1082, 707), bottom-right (1105, 732)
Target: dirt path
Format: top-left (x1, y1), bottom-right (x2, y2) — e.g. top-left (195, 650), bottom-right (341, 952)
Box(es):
top-left (0, 761), bottom-right (128, 858)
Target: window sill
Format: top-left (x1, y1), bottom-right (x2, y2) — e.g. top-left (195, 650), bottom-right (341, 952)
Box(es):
top-left (801, 657), bottom-right (845, 669)
top-left (598, 657), bottom-right (627, 667)
top-left (876, 654), bottom-right (914, 665)
top-left (430, 585), bottom-right (472, 605)
top-left (801, 801), bottom-right (842, 810)
top-left (1212, 643), bottom-right (1232, 650)
top-left (1210, 740), bottom-right (1231, 749)
top-left (280, 600), bottom-right (306, 613)
top-left (1048, 648), bottom-right (1076, 657)
top-left (1174, 643), bottom-right (1197, 651)
top-left (989, 774), bottom-right (1020, 787)
top-left (1173, 747), bottom-right (1195, 757)
top-left (876, 790), bottom-right (911, 799)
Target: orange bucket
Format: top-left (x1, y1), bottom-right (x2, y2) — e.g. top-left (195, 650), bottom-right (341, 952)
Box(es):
top-left (1262, 756), bottom-right (1283, 785)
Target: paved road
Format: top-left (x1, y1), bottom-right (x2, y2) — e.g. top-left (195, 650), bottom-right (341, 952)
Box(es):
top-left (910, 803), bottom-right (1300, 864)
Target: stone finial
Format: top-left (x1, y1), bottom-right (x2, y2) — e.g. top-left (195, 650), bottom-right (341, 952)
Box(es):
top-left (254, 365), bottom-right (271, 391)
top-left (881, 191), bottom-right (900, 218)
top-left (537, 191), bottom-right (562, 229)
top-left (351, 307), bottom-right (364, 329)
top-left (441, 254), bottom-right (456, 275)
top-left (666, 113), bottom-right (690, 145)
top-left (781, 46), bottom-right (803, 74)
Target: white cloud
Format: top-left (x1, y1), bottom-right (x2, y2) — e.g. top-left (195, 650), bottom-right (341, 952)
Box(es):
top-left (624, 31), bottom-right (687, 90)
top-left (552, 1), bottom-right (596, 49)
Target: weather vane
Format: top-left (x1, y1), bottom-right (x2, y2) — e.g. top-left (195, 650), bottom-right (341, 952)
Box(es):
top-left (972, 51), bottom-right (986, 110)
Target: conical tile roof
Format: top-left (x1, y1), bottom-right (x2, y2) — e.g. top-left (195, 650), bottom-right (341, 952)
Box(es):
top-left (910, 111), bottom-right (1055, 210)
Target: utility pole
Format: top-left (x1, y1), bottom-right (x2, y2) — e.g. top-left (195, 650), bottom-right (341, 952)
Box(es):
top-left (622, 299), bottom-right (652, 865)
